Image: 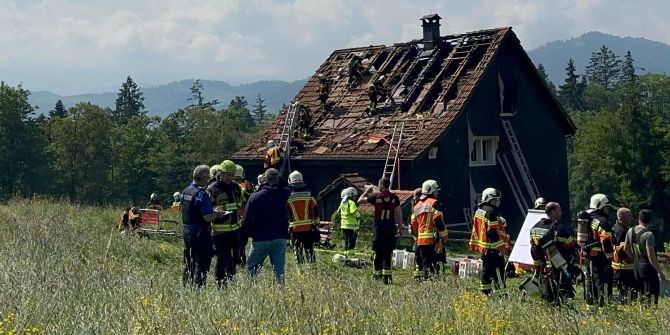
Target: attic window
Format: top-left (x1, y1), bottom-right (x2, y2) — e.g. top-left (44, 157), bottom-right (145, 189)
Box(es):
top-left (498, 71), bottom-right (517, 116)
top-left (470, 136), bottom-right (498, 166)
top-left (428, 147), bottom-right (438, 159)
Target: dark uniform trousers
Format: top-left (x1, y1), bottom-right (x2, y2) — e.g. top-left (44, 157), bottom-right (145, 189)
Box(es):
top-left (372, 225), bottom-right (396, 284)
top-left (480, 249), bottom-right (506, 294)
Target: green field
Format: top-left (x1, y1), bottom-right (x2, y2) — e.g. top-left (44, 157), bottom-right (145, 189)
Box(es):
top-left (0, 199), bottom-right (668, 334)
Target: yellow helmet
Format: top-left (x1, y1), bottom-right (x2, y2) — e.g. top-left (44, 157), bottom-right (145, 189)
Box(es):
top-left (220, 160), bottom-right (237, 175)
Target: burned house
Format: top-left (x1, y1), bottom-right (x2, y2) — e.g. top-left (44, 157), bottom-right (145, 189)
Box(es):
top-left (233, 14), bottom-right (576, 234)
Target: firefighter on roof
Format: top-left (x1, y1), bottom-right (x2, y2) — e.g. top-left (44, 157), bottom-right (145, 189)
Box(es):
top-left (410, 180), bottom-right (448, 281)
top-left (264, 140), bottom-right (283, 170)
top-left (468, 187), bottom-right (510, 295)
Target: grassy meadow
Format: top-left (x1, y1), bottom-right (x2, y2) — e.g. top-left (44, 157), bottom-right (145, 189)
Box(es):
top-left (0, 199), bottom-right (669, 334)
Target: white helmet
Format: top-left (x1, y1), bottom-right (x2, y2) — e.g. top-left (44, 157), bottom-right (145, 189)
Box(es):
top-left (421, 180), bottom-right (441, 195)
top-left (589, 193), bottom-right (610, 210)
top-left (332, 254), bottom-right (347, 263)
top-left (288, 170), bottom-right (304, 185)
top-left (235, 164), bottom-right (245, 179)
top-left (173, 192), bottom-right (181, 201)
top-left (481, 188), bottom-right (501, 204)
top-left (341, 187), bottom-right (357, 199)
top-left (534, 197), bottom-right (547, 209)
top-left (257, 174), bottom-right (266, 185)
top-left (150, 193), bottom-right (157, 200)
top-left (267, 140), bottom-right (276, 148)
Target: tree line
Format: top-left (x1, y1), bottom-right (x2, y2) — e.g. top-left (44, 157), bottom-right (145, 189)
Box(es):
top-left (538, 46), bottom-right (670, 225)
top-left (0, 77), bottom-right (272, 205)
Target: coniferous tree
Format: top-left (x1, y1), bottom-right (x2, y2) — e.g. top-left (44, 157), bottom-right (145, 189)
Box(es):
top-left (114, 76), bottom-right (145, 124)
top-left (49, 99), bottom-right (67, 118)
top-left (252, 94), bottom-right (268, 125)
top-left (558, 59), bottom-right (585, 111)
top-left (585, 45), bottom-right (621, 90)
top-left (536, 63), bottom-right (557, 96)
top-left (188, 79), bottom-right (219, 109)
top-left (620, 50), bottom-right (637, 83)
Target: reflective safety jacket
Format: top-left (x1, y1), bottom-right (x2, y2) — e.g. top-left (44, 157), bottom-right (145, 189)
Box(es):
top-left (339, 198), bottom-right (361, 231)
top-left (612, 222), bottom-right (634, 271)
top-left (468, 204), bottom-right (510, 253)
top-left (287, 189), bottom-right (318, 233)
top-left (587, 210), bottom-right (614, 260)
top-left (265, 147), bottom-right (282, 168)
top-left (207, 181), bottom-right (242, 235)
top-left (410, 197), bottom-right (448, 246)
top-left (530, 218), bottom-right (577, 269)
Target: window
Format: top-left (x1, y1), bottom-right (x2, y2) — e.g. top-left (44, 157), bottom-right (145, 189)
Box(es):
top-left (428, 147), bottom-right (438, 159)
top-left (470, 136), bottom-right (498, 166)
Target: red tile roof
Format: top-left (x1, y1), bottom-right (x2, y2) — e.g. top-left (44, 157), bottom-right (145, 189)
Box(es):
top-left (233, 27), bottom-right (571, 161)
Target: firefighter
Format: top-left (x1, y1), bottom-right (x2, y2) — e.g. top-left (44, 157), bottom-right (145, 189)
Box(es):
top-left (146, 193), bottom-right (163, 210)
top-left (207, 160), bottom-right (243, 287)
top-left (410, 180), bottom-right (448, 281)
top-left (347, 54), bottom-right (365, 87)
top-left (529, 202), bottom-right (577, 304)
top-left (255, 174), bottom-right (266, 192)
top-left (287, 171), bottom-right (319, 264)
top-left (367, 76), bottom-right (395, 115)
top-left (339, 187), bottom-right (361, 259)
top-left (585, 193), bottom-right (616, 305)
top-left (297, 104), bottom-right (312, 138)
top-left (317, 74), bottom-right (331, 111)
top-left (264, 140), bottom-right (283, 170)
top-left (359, 178), bottom-right (403, 285)
top-left (234, 165), bottom-right (254, 196)
top-left (171, 192), bottom-right (182, 213)
top-left (612, 207), bottom-right (635, 303)
top-left (468, 188), bottom-right (510, 295)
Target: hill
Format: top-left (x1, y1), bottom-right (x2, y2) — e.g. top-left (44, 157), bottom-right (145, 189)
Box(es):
top-left (28, 79), bottom-right (307, 117)
top-left (528, 31), bottom-right (670, 85)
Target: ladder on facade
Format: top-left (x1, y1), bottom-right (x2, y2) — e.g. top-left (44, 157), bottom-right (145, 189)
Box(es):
top-left (382, 122), bottom-right (405, 189)
top-left (462, 207), bottom-right (473, 231)
top-left (501, 119), bottom-right (540, 204)
top-left (278, 102), bottom-right (301, 175)
top-left (497, 153), bottom-right (529, 217)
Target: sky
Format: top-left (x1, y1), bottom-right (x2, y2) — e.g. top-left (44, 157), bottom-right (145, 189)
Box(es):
top-left (2, 0), bottom-right (670, 95)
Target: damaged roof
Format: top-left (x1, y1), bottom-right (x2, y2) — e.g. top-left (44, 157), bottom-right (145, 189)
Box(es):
top-left (234, 27), bottom-right (573, 161)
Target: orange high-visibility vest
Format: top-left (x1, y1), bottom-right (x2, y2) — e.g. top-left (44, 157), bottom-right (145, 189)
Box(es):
top-left (468, 206), bottom-right (510, 253)
top-left (287, 191), bottom-right (318, 232)
top-left (411, 198), bottom-right (447, 246)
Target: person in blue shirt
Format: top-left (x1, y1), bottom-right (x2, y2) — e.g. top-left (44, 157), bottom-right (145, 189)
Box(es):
top-left (181, 164), bottom-right (226, 288)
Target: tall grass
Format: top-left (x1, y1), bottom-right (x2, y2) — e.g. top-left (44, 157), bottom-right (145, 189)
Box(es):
top-left (0, 199), bottom-right (668, 334)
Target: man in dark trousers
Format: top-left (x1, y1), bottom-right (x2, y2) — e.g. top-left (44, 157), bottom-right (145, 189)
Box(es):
top-left (181, 165), bottom-right (226, 288)
top-left (358, 177), bottom-right (403, 285)
top-left (243, 168), bottom-right (292, 284)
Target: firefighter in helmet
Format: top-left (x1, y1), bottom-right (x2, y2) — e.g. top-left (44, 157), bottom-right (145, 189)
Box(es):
top-left (264, 140), bottom-right (283, 170)
top-left (339, 187), bottom-right (361, 259)
top-left (584, 193), bottom-right (615, 305)
top-left (468, 187), bottom-right (510, 295)
top-left (410, 180), bottom-right (448, 281)
top-left (287, 171), bottom-right (319, 264)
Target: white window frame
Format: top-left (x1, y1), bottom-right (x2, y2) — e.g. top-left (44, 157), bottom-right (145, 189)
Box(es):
top-left (428, 146), bottom-right (438, 159)
top-left (469, 136), bottom-right (498, 167)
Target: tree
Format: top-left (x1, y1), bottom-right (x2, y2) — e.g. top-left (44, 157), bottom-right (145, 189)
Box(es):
top-left (229, 96), bottom-right (248, 110)
top-left (188, 79), bottom-right (219, 109)
top-left (536, 63), bottom-right (557, 96)
top-left (620, 50), bottom-right (637, 83)
top-left (49, 100), bottom-right (67, 118)
top-left (557, 59), bottom-right (586, 111)
top-left (114, 76), bottom-right (145, 124)
top-left (252, 94), bottom-right (268, 125)
top-left (585, 45), bottom-right (621, 90)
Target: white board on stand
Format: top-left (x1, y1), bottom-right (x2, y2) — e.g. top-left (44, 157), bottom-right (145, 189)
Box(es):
top-left (508, 209), bottom-right (547, 265)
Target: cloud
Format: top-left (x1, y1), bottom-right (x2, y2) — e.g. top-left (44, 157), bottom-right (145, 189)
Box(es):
top-left (1, 0), bottom-right (669, 94)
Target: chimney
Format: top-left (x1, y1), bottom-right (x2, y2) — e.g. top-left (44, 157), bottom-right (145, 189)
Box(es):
top-left (420, 14), bottom-right (442, 51)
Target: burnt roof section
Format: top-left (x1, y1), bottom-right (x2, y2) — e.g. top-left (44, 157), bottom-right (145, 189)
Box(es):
top-left (234, 27), bottom-right (574, 161)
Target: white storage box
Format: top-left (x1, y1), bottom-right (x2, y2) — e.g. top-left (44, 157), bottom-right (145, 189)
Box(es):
top-left (402, 252), bottom-right (416, 270)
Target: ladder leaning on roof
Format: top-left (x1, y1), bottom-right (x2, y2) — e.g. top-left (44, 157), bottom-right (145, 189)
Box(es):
top-left (278, 102), bottom-right (301, 176)
top-left (381, 122), bottom-right (405, 189)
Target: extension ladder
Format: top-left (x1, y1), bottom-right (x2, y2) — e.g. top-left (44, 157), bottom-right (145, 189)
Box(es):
top-left (382, 122), bottom-right (405, 189)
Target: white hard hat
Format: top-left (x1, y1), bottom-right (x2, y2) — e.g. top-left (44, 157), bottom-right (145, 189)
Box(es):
top-left (589, 193), bottom-right (610, 210)
top-left (534, 197), bottom-right (547, 209)
top-left (257, 174), bottom-right (266, 185)
top-left (341, 187), bottom-right (357, 199)
top-left (150, 193), bottom-right (157, 200)
top-left (421, 180), bottom-right (441, 195)
top-left (173, 192), bottom-right (181, 201)
top-left (481, 188), bottom-right (501, 203)
top-left (288, 170), bottom-right (304, 185)
top-left (235, 164), bottom-right (245, 179)
top-left (267, 140), bottom-right (276, 148)
top-left (332, 254), bottom-right (347, 263)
